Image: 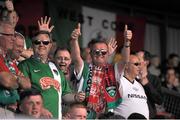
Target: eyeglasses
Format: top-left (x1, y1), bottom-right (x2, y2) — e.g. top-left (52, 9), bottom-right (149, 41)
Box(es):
top-left (92, 49), bottom-right (108, 56)
top-left (33, 40), bottom-right (51, 45)
top-left (0, 32), bottom-right (14, 37)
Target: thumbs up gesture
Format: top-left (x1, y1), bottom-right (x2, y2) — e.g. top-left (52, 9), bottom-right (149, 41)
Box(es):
top-left (71, 23), bottom-right (81, 41)
top-left (124, 24), bottom-right (132, 41)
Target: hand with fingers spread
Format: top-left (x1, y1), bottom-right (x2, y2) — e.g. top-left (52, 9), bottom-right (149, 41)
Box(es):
top-left (38, 16), bottom-right (54, 32)
top-left (107, 37), bottom-right (117, 55)
top-left (5, 0), bottom-right (14, 11)
top-left (71, 23), bottom-right (81, 41)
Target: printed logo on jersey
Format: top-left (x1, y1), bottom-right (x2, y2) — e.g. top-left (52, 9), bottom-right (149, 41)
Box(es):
top-left (106, 86), bottom-right (116, 97)
top-left (128, 94), bottom-right (147, 100)
top-left (33, 69), bottom-right (41, 73)
top-left (40, 77), bottom-right (60, 91)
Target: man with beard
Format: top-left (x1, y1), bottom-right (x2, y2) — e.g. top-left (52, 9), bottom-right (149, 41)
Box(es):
top-left (70, 23), bottom-right (132, 118)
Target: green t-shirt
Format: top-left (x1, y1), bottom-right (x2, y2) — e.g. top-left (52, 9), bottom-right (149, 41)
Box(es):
top-left (18, 57), bottom-right (71, 118)
top-left (25, 37), bottom-right (32, 49)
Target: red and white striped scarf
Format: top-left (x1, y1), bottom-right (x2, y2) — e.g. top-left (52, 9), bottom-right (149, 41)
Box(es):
top-left (87, 65), bottom-right (106, 113)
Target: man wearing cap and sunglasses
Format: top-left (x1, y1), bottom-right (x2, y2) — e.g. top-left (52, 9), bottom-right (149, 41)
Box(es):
top-left (70, 23), bottom-right (132, 119)
top-left (18, 17), bottom-right (85, 119)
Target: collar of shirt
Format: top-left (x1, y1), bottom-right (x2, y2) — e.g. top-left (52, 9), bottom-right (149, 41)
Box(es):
top-left (31, 55), bottom-right (49, 64)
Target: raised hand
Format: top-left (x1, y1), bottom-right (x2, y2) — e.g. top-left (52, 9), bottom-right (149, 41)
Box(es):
top-left (107, 37), bottom-right (117, 55)
top-left (124, 24), bottom-right (132, 41)
top-left (74, 91), bottom-right (85, 102)
top-left (21, 48), bottom-right (34, 58)
top-left (38, 16), bottom-right (54, 32)
top-left (139, 64), bottom-right (148, 79)
top-left (139, 62), bottom-right (149, 85)
top-left (71, 23), bottom-right (81, 41)
top-left (62, 113), bottom-right (71, 120)
top-left (5, 0), bottom-right (14, 11)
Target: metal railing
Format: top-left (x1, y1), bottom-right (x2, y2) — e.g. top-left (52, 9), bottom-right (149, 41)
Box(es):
top-left (161, 87), bottom-right (180, 118)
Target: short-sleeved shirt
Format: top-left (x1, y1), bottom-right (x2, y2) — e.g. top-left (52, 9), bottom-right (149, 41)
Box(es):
top-left (76, 62), bottom-right (122, 119)
top-left (114, 63), bottom-right (149, 119)
top-left (18, 57), bottom-right (71, 118)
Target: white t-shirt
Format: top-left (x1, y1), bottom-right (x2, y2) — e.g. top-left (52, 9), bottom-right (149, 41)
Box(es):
top-left (114, 63), bottom-right (149, 119)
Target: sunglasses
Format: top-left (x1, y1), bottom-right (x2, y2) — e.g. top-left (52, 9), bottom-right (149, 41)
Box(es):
top-left (92, 49), bottom-right (108, 56)
top-left (131, 62), bottom-right (141, 66)
top-left (33, 40), bottom-right (51, 45)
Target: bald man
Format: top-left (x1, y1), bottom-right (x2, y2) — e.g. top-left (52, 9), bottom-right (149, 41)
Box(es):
top-left (114, 55), bottom-right (149, 119)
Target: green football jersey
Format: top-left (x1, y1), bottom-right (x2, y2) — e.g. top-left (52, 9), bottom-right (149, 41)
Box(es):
top-left (18, 57), bottom-right (71, 118)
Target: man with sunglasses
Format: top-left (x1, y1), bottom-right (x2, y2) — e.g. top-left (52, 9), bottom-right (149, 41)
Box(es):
top-left (70, 23), bottom-right (132, 119)
top-left (114, 54), bottom-right (149, 119)
top-left (18, 28), bottom-right (85, 119)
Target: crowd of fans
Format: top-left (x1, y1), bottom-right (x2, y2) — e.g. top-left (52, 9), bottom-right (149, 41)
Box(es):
top-left (0, 0), bottom-right (180, 119)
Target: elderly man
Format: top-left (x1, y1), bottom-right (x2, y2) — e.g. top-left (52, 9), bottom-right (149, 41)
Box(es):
top-left (70, 23), bottom-right (132, 118)
top-left (8, 32), bottom-right (25, 63)
top-left (0, 21), bottom-right (31, 118)
top-left (114, 54), bottom-right (149, 119)
top-left (9, 31), bottom-right (33, 63)
top-left (18, 29), bottom-right (85, 119)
